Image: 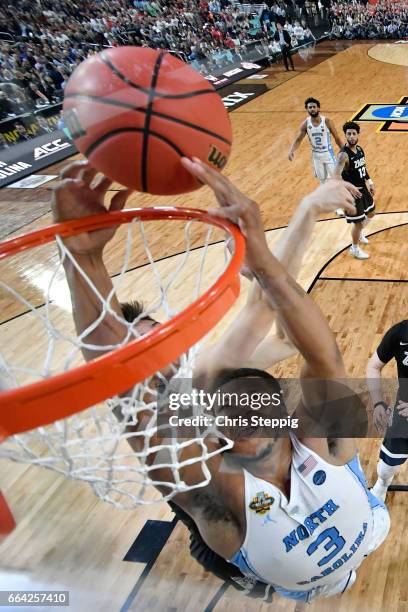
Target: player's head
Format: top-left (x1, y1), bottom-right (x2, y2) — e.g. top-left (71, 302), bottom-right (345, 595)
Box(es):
top-left (211, 368), bottom-right (287, 459)
top-left (304, 97), bottom-right (320, 117)
top-left (343, 121), bottom-right (360, 146)
top-left (120, 300), bottom-right (158, 336)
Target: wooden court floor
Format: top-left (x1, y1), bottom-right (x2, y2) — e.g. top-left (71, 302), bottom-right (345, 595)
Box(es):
top-left (1, 42), bottom-right (408, 611)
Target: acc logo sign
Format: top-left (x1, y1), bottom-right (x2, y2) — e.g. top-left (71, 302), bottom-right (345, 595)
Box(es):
top-left (34, 139), bottom-right (71, 160)
top-left (351, 97), bottom-right (408, 132)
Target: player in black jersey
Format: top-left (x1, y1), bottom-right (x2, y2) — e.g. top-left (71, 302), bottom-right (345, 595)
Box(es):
top-left (334, 122), bottom-right (376, 260)
top-left (367, 320), bottom-right (408, 501)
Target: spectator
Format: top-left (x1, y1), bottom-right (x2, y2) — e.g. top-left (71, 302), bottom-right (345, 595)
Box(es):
top-left (14, 121), bottom-right (30, 142)
top-left (274, 21), bottom-right (295, 70)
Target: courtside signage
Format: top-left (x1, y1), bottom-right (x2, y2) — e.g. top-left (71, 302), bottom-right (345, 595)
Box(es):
top-left (0, 130), bottom-right (76, 188)
top-left (352, 97), bottom-right (408, 132)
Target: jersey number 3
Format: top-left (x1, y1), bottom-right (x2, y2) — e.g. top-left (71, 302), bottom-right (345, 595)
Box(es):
top-left (306, 527), bottom-right (346, 567)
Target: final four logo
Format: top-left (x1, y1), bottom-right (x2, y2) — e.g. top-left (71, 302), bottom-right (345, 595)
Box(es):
top-left (249, 491), bottom-right (274, 515)
top-left (352, 97), bottom-right (408, 133)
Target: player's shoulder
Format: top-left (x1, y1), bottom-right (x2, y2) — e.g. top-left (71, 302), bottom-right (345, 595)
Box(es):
top-left (397, 320), bottom-right (408, 338)
top-left (383, 320), bottom-right (407, 343)
top-left (356, 145), bottom-right (364, 153)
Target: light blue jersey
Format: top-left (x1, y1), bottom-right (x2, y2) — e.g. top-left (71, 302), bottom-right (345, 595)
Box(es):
top-left (307, 115), bottom-right (334, 155)
top-left (230, 435), bottom-right (389, 601)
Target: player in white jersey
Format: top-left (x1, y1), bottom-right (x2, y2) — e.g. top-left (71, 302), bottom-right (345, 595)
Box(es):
top-left (288, 97), bottom-right (344, 215)
top-left (54, 159), bottom-right (389, 603)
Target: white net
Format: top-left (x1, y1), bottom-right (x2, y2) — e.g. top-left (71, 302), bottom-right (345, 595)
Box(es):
top-left (0, 214), bottom-right (237, 508)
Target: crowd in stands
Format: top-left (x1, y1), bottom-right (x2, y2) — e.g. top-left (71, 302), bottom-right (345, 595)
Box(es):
top-left (329, 0), bottom-right (408, 39)
top-left (1, 0), bottom-right (406, 125)
top-left (0, 0), bottom-right (317, 121)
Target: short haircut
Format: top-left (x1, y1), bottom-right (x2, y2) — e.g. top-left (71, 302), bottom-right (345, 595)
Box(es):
top-left (211, 367), bottom-right (286, 414)
top-left (343, 121), bottom-right (360, 134)
top-left (304, 97), bottom-right (320, 108)
top-left (120, 300), bottom-right (155, 323)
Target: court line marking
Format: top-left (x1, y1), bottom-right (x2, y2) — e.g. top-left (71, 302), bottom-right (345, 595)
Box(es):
top-left (203, 582), bottom-right (230, 612)
top-left (2, 213), bottom-right (408, 327)
top-left (307, 221), bottom-right (408, 294)
top-left (120, 517), bottom-right (178, 612)
top-left (319, 277), bottom-right (408, 284)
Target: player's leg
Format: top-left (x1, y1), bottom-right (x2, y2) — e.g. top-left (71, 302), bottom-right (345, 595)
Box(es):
top-left (349, 220), bottom-right (369, 259)
top-left (312, 155), bottom-right (326, 183)
top-left (359, 188), bottom-right (375, 244)
top-left (288, 48), bottom-right (295, 70)
top-left (346, 198), bottom-right (369, 259)
top-left (282, 47), bottom-right (290, 70)
top-left (372, 437), bottom-right (408, 501)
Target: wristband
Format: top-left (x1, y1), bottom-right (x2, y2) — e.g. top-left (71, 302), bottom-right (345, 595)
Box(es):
top-left (367, 179), bottom-right (374, 186)
top-left (374, 401), bottom-right (388, 410)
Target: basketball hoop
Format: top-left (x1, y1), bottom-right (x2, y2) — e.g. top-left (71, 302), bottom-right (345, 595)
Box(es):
top-left (0, 207), bottom-right (245, 513)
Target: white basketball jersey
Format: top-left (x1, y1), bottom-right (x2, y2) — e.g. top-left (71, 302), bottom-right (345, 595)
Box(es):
top-left (232, 435), bottom-right (376, 592)
top-left (306, 115), bottom-right (333, 154)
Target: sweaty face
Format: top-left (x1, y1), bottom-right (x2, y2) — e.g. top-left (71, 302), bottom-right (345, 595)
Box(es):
top-left (345, 129), bottom-right (359, 146)
top-left (307, 103), bottom-right (319, 117)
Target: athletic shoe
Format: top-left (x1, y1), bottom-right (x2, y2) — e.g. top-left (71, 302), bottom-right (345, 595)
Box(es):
top-left (359, 234), bottom-right (369, 244)
top-left (349, 245), bottom-right (369, 259)
top-left (371, 478), bottom-right (391, 503)
top-left (335, 209), bottom-right (345, 217)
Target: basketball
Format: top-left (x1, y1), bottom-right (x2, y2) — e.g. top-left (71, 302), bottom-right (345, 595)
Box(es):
top-left (62, 47), bottom-right (232, 195)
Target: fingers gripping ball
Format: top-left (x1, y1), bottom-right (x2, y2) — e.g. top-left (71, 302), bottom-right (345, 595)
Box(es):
top-left (63, 47), bottom-right (232, 195)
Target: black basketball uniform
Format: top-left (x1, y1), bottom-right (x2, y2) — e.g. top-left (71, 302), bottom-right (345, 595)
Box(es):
top-left (377, 320), bottom-right (408, 466)
top-left (341, 145), bottom-right (375, 223)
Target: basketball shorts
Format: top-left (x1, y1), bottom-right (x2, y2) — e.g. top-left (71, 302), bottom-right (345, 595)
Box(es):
top-left (380, 402), bottom-right (408, 466)
top-left (345, 186), bottom-right (375, 224)
top-left (312, 151), bottom-right (336, 183)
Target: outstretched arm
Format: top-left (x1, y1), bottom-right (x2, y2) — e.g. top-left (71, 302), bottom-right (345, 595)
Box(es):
top-left (333, 150), bottom-right (349, 179)
top-left (363, 162), bottom-right (376, 196)
top-left (366, 352), bottom-right (391, 430)
top-left (288, 120), bottom-right (307, 161)
top-left (182, 157), bottom-right (356, 380)
top-left (182, 158), bottom-right (362, 462)
top-left (196, 178), bottom-right (362, 377)
top-left (51, 161), bottom-right (132, 361)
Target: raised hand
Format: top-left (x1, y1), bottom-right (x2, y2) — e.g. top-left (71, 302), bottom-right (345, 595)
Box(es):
top-left (305, 179), bottom-right (359, 216)
top-left (181, 156), bottom-right (269, 268)
top-left (51, 160), bottom-right (133, 255)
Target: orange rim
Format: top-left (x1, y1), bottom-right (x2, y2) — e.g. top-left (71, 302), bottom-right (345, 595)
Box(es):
top-left (0, 207), bottom-right (245, 439)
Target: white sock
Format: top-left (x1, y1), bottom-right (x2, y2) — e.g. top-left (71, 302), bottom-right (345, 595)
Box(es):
top-left (377, 459), bottom-right (398, 485)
